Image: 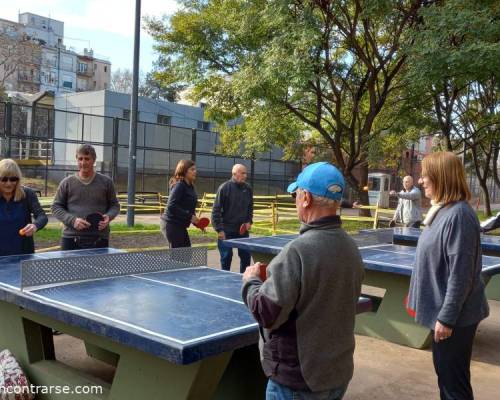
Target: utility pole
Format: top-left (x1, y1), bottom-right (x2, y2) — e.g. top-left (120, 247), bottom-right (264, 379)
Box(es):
top-left (126, 0), bottom-right (141, 226)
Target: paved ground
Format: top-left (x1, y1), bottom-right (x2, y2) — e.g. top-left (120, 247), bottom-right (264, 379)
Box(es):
top-left (52, 249), bottom-right (500, 399)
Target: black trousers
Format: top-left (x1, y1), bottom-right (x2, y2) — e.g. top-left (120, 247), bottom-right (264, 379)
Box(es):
top-left (164, 222), bottom-right (191, 248)
top-left (61, 236), bottom-right (109, 251)
top-left (432, 324), bottom-right (478, 400)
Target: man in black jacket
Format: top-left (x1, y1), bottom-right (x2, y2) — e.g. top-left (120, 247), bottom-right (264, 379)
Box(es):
top-left (212, 164), bottom-right (253, 272)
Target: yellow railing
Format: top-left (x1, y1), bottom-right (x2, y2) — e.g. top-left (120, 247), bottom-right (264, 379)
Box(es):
top-left (39, 192), bottom-right (397, 233)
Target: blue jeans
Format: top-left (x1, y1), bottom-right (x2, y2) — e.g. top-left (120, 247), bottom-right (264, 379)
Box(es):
top-left (218, 231), bottom-right (251, 273)
top-left (266, 379), bottom-right (347, 400)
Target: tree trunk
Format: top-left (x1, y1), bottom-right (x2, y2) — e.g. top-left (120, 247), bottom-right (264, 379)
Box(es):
top-left (478, 179), bottom-right (492, 217)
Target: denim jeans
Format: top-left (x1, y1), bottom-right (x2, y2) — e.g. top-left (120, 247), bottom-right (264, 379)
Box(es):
top-left (266, 379), bottom-right (347, 400)
top-left (218, 231), bottom-right (251, 273)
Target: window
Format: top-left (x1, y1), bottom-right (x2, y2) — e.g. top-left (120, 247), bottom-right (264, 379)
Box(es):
top-left (78, 63), bottom-right (88, 73)
top-left (123, 110), bottom-right (130, 120)
top-left (368, 177), bottom-right (381, 191)
top-left (104, 66), bottom-right (107, 72)
top-left (197, 121), bottom-right (210, 131)
top-left (157, 115), bottom-right (171, 125)
top-left (63, 81), bottom-right (72, 89)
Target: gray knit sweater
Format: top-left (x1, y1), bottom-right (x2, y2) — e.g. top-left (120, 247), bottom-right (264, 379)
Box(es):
top-left (242, 216), bottom-right (364, 392)
top-left (408, 201), bottom-right (489, 329)
top-left (52, 173), bottom-right (120, 239)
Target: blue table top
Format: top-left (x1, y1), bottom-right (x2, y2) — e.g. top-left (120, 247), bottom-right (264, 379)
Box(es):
top-left (0, 249), bottom-right (258, 365)
top-left (225, 236), bottom-right (500, 277)
top-left (393, 227), bottom-right (500, 253)
top-left (0, 248), bottom-right (371, 365)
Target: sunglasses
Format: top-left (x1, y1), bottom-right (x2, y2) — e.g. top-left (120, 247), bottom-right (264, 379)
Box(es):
top-left (0, 176), bottom-right (20, 183)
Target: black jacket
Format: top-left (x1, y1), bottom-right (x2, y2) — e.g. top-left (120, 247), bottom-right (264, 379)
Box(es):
top-left (22, 187), bottom-right (48, 254)
top-left (162, 181), bottom-right (198, 228)
top-left (212, 179), bottom-right (253, 233)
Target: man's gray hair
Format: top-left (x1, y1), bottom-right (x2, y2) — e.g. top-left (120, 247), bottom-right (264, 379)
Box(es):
top-left (76, 143), bottom-right (97, 160)
top-left (312, 194), bottom-right (340, 209)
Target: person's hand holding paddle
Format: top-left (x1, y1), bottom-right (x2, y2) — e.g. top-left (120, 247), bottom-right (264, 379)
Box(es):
top-left (73, 217), bottom-right (91, 231)
top-left (242, 262), bottom-right (267, 281)
top-left (239, 222), bottom-right (252, 235)
top-left (98, 214), bottom-right (110, 231)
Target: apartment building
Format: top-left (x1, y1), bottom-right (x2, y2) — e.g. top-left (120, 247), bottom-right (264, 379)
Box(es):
top-left (0, 12), bottom-right (110, 94)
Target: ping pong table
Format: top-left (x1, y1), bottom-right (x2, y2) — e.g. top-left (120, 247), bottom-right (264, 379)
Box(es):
top-left (0, 247), bottom-right (372, 400)
top-left (224, 234), bottom-right (500, 349)
top-left (391, 227), bottom-right (500, 300)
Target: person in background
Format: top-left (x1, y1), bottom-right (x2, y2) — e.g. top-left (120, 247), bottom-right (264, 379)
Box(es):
top-left (212, 164), bottom-right (253, 272)
top-left (390, 175), bottom-right (422, 228)
top-left (52, 144), bottom-right (120, 250)
top-left (302, 144), bottom-right (316, 170)
top-left (242, 162), bottom-right (364, 400)
top-left (408, 151), bottom-right (489, 400)
top-left (160, 159), bottom-right (199, 248)
top-left (0, 159), bottom-right (47, 256)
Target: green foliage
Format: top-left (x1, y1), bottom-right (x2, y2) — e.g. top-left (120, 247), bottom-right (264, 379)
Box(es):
top-left (145, 1), bottom-right (423, 192)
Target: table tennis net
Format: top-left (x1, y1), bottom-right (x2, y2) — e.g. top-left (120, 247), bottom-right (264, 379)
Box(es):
top-left (20, 247), bottom-right (208, 290)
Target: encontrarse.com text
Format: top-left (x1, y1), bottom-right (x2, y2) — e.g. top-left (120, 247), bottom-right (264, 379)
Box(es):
top-left (1, 385), bottom-right (103, 395)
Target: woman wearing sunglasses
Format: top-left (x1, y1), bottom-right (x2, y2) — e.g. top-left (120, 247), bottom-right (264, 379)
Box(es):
top-left (0, 158), bottom-right (48, 256)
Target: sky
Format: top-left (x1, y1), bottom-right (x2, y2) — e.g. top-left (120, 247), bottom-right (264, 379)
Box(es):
top-left (0, 0), bottom-right (179, 72)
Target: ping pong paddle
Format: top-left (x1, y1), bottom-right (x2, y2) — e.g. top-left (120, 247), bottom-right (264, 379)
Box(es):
top-left (19, 228), bottom-right (26, 236)
top-left (258, 263), bottom-right (268, 281)
top-left (403, 295), bottom-right (416, 318)
top-left (194, 217), bottom-right (210, 230)
top-left (239, 223), bottom-right (248, 235)
top-left (86, 212), bottom-right (104, 231)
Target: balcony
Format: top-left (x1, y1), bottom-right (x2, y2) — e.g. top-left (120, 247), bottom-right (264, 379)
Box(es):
top-left (18, 72), bottom-right (40, 83)
top-left (77, 69), bottom-right (93, 77)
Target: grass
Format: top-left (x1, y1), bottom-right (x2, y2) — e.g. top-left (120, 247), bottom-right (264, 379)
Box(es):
top-left (37, 209), bottom-right (497, 244)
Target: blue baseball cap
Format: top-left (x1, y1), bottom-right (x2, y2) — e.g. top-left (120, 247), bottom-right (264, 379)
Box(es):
top-left (287, 162), bottom-right (345, 201)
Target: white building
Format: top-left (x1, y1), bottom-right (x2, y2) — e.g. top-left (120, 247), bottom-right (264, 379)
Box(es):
top-left (0, 12), bottom-right (109, 94)
top-left (18, 13), bottom-right (64, 47)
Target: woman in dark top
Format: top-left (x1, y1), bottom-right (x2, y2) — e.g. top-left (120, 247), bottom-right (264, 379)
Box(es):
top-left (0, 159), bottom-right (48, 256)
top-left (160, 160), bottom-right (199, 248)
top-left (408, 152), bottom-right (488, 400)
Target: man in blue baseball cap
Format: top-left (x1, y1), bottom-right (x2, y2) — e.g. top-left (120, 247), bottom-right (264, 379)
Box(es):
top-left (242, 162), bottom-right (364, 399)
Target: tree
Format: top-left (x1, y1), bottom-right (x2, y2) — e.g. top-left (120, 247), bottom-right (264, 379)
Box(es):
top-left (406, 0), bottom-right (499, 215)
top-left (110, 68), bottom-right (184, 102)
top-left (110, 68), bottom-right (134, 94)
top-left (0, 27), bottom-right (39, 92)
top-left (145, 1), bottom-right (425, 203)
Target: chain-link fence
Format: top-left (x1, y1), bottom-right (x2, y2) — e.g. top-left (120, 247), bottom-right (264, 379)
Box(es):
top-left (0, 101), bottom-right (301, 196)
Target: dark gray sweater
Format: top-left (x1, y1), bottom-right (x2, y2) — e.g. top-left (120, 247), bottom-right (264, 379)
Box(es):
top-left (408, 201), bottom-right (489, 329)
top-left (212, 179), bottom-right (253, 233)
top-left (242, 216), bottom-right (364, 391)
top-left (52, 173), bottom-right (120, 239)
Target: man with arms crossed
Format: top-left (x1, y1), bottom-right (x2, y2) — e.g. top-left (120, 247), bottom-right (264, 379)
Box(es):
top-left (242, 162), bottom-right (364, 399)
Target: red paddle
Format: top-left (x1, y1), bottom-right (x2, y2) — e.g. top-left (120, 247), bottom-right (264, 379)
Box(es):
top-left (258, 263), bottom-right (268, 281)
top-left (194, 217), bottom-right (210, 230)
top-left (404, 295), bottom-right (416, 318)
top-left (239, 223), bottom-right (248, 235)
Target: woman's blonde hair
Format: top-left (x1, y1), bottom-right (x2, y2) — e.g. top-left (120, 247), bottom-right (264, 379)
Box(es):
top-left (0, 158), bottom-right (25, 201)
top-left (421, 151), bottom-right (471, 204)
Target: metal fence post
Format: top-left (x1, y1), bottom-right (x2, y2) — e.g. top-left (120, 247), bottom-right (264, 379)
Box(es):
top-left (6, 102), bottom-right (12, 157)
top-left (191, 129), bottom-right (197, 161)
